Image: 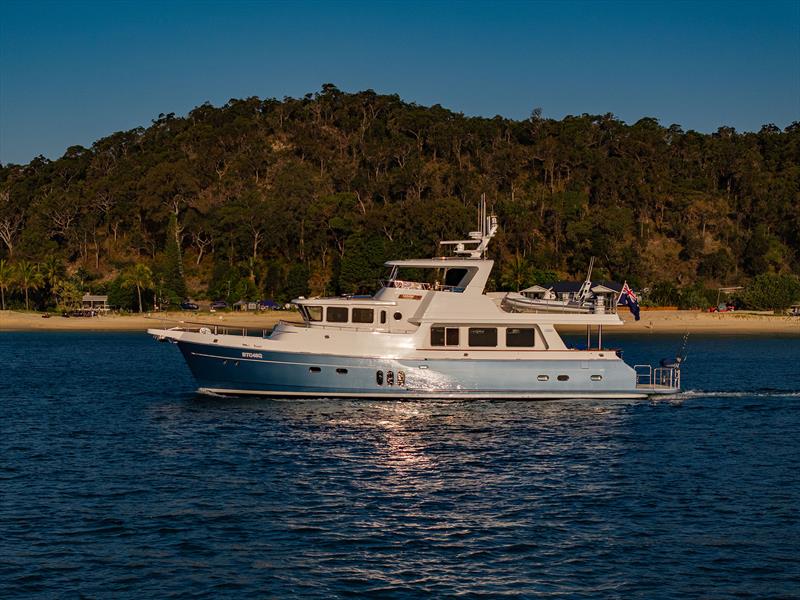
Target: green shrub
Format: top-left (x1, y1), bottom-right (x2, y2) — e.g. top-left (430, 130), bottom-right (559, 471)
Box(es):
top-left (741, 273), bottom-right (800, 311)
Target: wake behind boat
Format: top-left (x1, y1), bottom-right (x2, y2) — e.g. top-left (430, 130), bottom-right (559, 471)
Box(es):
top-left (149, 200), bottom-right (680, 399)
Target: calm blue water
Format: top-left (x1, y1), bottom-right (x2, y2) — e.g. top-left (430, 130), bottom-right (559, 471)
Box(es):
top-left (1, 332), bottom-right (799, 598)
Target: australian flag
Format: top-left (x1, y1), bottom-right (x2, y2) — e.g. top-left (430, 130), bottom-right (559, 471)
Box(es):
top-left (618, 281), bottom-right (640, 321)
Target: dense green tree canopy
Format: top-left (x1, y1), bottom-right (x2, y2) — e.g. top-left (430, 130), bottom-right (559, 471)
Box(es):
top-left (0, 86), bottom-right (798, 308)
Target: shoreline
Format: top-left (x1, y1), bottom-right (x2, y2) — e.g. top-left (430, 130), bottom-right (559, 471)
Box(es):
top-left (2, 309), bottom-right (799, 335)
top-left (0, 310), bottom-right (295, 333)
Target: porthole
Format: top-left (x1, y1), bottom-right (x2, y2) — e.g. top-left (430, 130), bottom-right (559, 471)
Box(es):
top-left (376, 370), bottom-right (384, 385)
top-left (387, 370), bottom-right (395, 386)
top-left (336, 368), bottom-right (348, 374)
top-left (393, 312), bottom-right (402, 321)
top-left (397, 370), bottom-right (405, 386)
top-left (557, 375), bottom-right (569, 381)
top-left (309, 367), bottom-right (321, 373)
top-left (591, 374), bottom-right (603, 381)
top-left (537, 375), bottom-right (549, 381)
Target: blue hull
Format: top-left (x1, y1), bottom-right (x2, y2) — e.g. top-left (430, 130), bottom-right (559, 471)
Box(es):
top-left (176, 340), bottom-right (643, 399)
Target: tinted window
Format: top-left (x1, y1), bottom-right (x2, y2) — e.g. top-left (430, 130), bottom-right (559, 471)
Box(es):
top-left (446, 328), bottom-right (460, 346)
top-left (506, 327), bottom-right (535, 347)
top-left (431, 327), bottom-right (459, 346)
top-left (380, 310), bottom-right (387, 324)
top-left (444, 268), bottom-right (468, 286)
top-left (307, 306), bottom-right (322, 321)
top-left (326, 306), bottom-right (348, 322)
top-left (469, 328), bottom-right (497, 347)
top-left (352, 308), bottom-right (374, 323)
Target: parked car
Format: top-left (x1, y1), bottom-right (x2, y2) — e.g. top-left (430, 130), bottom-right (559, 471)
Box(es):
top-left (210, 300), bottom-right (228, 311)
top-left (180, 301), bottom-right (200, 311)
top-left (708, 302), bottom-right (736, 313)
top-left (258, 299), bottom-right (281, 311)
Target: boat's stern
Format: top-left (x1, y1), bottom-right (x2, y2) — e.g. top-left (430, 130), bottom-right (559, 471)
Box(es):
top-left (634, 364), bottom-right (681, 395)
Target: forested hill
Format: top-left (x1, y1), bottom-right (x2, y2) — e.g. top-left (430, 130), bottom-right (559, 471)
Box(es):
top-left (1, 85), bottom-right (798, 310)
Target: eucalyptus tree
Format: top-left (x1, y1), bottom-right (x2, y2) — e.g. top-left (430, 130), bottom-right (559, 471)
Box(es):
top-left (0, 259), bottom-right (12, 309)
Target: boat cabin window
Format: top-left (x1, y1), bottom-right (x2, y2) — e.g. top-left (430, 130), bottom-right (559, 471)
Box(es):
top-left (327, 306), bottom-right (348, 323)
top-left (468, 327), bottom-right (497, 347)
top-left (506, 327), bottom-right (535, 347)
top-left (380, 310), bottom-right (387, 324)
top-left (444, 268), bottom-right (468, 287)
top-left (306, 306), bottom-right (323, 322)
top-left (431, 327), bottom-right (460, 347)
top-left (352, 308), bottom-right (374, 323)
top-left (386, 266), bottom-right (472, 293)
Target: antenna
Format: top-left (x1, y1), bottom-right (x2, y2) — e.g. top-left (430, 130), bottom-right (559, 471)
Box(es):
top-left (438, 193), bottom-right (498, 259)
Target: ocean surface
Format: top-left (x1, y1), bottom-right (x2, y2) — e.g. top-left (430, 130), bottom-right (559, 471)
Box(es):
top-left (1, 332), bottom-right (799, 598)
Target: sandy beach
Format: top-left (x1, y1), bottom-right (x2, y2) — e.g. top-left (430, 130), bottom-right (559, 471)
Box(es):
top-left (0, 310), bottom-right (299, 333)
top-left (1, 309), bottom-right (798, 335)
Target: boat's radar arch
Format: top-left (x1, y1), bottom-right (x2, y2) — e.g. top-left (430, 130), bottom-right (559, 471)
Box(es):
top-left (438, 194), bottom-right (498, 260)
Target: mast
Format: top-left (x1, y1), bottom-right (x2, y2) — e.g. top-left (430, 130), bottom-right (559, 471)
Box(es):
top-left (439, 194), bottom-right (498, 259)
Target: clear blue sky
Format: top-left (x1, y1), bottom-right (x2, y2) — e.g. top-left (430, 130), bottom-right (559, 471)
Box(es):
top-left (1, 0), bottom-right (798, 165)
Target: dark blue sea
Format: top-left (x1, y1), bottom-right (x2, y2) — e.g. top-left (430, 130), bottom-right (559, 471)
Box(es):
top-left (2, 332), bottom-right (799, 598)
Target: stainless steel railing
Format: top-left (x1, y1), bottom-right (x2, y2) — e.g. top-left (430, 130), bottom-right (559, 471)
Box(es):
top-left (634, 364), bottom-right (681, 389)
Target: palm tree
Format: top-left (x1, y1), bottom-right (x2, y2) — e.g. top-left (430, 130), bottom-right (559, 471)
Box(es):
top-left (500, 252), bottom-right (533, 292)
top-left (40, 256), bottom-right (67, 308)
top-left (122, 263), bottom-right (154, 313)
top-left (14, 260), bottom-right (44, 311)
top-left (40, 255), bottom-right (65, 288)
top-left (0, 259), bottom-right (12, 310)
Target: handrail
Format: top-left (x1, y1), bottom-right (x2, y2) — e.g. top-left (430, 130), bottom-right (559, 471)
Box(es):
top-left (635, 363), bottom-right (680, 390)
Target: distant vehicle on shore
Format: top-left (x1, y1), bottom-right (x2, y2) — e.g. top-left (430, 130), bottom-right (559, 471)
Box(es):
top-left (210, 300), bottom-right (228, 311)
top-left (62, 309), bottom-right (98, 318)
top-left (180, 301), bottom-right (200, 311)
top-left (258, 299), bottom-right (281, 311)
top-left (709, 302), bottom-right (736, 313)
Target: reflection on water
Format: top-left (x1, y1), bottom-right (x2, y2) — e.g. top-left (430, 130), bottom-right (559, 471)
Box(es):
top-left (1, 332), bottom-right (799, 598)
